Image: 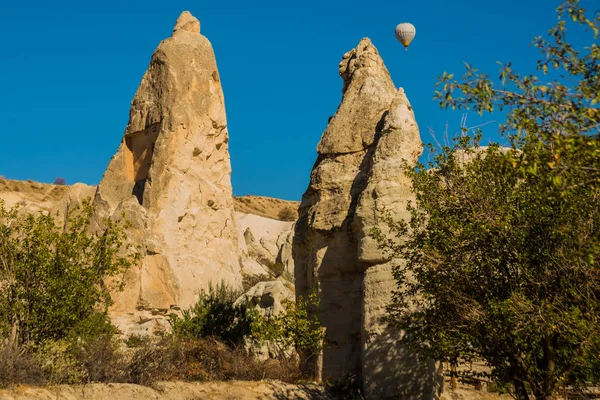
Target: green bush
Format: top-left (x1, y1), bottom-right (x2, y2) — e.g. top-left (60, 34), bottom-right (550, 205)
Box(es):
top-left (376, 1), bottom-right (600, 398)
top-left (266, 261), bottom-right (285, 278)
top-left (0, 198), bottom-right (137, 347)
top-left (169, 282), bottom-right (257, 346)
top-left (251, 291), bottom-right (324, 363)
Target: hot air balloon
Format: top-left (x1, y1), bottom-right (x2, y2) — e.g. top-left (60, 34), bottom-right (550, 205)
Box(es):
top-left (395, 22), bottom-right (416, 50)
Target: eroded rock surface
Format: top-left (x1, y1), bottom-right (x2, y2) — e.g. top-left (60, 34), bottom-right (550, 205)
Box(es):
top-left (93, 11), bottom-right (241, 336)
top-left (236, 280), bottom-right (294, 317)
top-left (294, 38), bottom-right (441, 399)
top-left (235, 211), bottom-right (296, 280)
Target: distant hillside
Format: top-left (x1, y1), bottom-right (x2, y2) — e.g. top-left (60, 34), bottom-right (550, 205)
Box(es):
top-left (0, 177), bottom-right (74, 212)
top-left (233, 196), bottom-right (299, 221)
top-left (0, 178), bottom-right (298, 221)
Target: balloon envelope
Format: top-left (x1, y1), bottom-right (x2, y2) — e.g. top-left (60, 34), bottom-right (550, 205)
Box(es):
top-left (395, 23), bottom-right (416, 50)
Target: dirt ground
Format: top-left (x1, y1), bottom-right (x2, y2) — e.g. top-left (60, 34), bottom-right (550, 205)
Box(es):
top-left (0, 380), bottom-right (514, 400)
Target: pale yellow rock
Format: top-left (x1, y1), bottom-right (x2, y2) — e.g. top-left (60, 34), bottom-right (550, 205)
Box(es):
top-left (276, 226), bottom-right (295, 275)
top-left (294, 39), bottom-right (440, 399)
top-left (173, 11), bottom-right (200, 34)
top-left (236, 280), bottom-right (294, 317)
top-left (94, 11), bottom-right (241, 334)
top-left (317, 38), bottom-right (396, 155)
top-left (353, 88), bottom-right (423, 264)
top-left (294, 38), bottom-right (396, 383)
top-left (50, 183), bottom-right (97, 225)
top-left (235, 211), bottom-right (295, 278)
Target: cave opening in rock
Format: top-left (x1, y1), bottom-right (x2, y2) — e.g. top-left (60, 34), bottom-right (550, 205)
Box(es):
top-left (124, 123), bottom-right (160, 204)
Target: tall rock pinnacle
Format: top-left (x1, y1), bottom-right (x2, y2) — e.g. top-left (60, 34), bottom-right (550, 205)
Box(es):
top-left (293, 39), bottom-right (441, 399)
top-left (95, 11), bottom-right (241, 335)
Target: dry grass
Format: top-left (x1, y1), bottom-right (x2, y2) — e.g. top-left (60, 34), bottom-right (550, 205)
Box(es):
top-left (234, 196), bottom-right (299, 221)
top-left (0, 336), bottom-right (303, 388)
top-left (0, 345), bottom-right (45, 387)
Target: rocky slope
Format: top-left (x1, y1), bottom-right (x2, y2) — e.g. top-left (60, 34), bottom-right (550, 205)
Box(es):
top-left (0, 177), bottom-right (296, 220)
top-left (234, 196), bottom-right (299, 221)
top-left (0, 177), bottom-right (82, 214)
top-left (293, 38), bottom-right (439, 399)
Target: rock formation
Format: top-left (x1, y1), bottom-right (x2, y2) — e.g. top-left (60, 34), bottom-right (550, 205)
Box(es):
top-left (93, 11), bottom-right (242, 335)
top-left (293, 38), bottom-right (441, 399)
top-left (235, 211), bottom-right (296, 279)
top-left (236, 280), bottom-right (295, 318)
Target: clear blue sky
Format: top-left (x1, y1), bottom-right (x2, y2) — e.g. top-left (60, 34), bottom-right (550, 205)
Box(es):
top-left (0, 0), bottom-right (593, 200)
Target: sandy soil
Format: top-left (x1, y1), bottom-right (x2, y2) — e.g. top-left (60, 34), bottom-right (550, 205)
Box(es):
top-left (0, 381), bottom-right (328, 400)
top-left (0, 381), bottom-right (512, 400)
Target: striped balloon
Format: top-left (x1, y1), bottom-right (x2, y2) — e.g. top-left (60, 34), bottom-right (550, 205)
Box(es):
top-left (395, 23), bottom-right (416, 51)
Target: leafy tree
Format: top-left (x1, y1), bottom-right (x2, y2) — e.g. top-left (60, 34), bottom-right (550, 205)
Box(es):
top-left (0, 198), bottom-right (136, 346)
top-left (375, 1), bottom-right (600, 399)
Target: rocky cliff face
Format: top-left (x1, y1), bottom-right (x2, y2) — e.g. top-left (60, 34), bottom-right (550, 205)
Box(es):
top-left (93, 11), bottom-right (242, 335)
top-left (293, 38), bottom-right (441, 399)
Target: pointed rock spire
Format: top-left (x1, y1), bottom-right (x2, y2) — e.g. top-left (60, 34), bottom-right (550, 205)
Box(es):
top-left (317, 38), bottom-right (397, 155)
top-left (294, 38), bottom-right (438, 399)
top-left (95, 11), bottom-right (240, 336)
top-left (173, 11), bottom-right (200, 34)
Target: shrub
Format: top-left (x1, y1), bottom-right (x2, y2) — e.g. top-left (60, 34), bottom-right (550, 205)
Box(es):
top-left (247, 249), bottom-right (285, 278)
top-left (53, 177), bottom-right (66, 185)
top-left (0, 345), bottom-right (45, 387)
top-left (0, 198), bottom-right (137, 347)
top-left (64, 316), bottom-right (128, 383)
top-left (251, 291), bottom-right (324, 367)
top-left (266, 261), bottom-right (285, 278)
top-left (324, 374), bottom-right (365, 400)
top-left (242, 273), bottom-right (273, 291)
top-left (1, 331), bottom-right (305, 387)
top-left (37, 339), bottom-right (87, 384)
top-left (170, 282), bottom-right (257, 346)
top-left (125, 336), bottom-right (302, 385)
top-left (124, 334), bottom-right (148, 348)
top-left (277, 206), bottom-right (297, 221)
